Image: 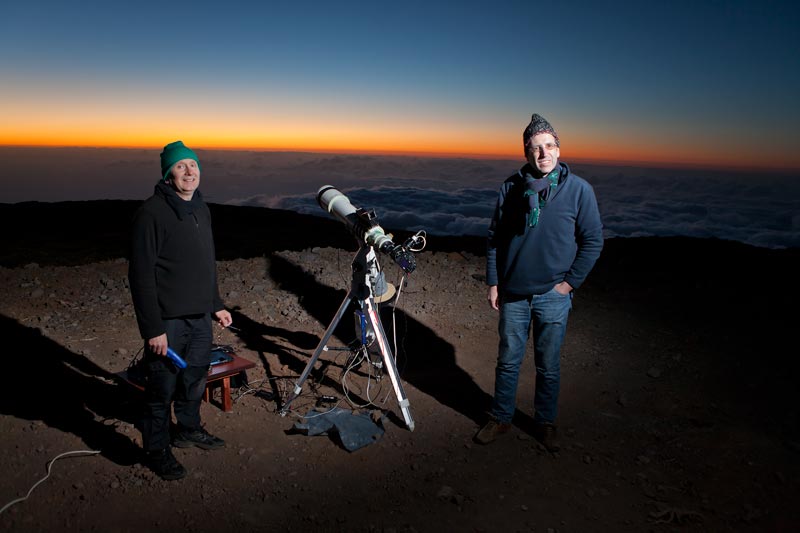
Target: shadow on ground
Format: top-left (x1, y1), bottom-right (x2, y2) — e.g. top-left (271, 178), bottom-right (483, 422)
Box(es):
top-left (226, 308), bottom-right (323, 408)
top-left (0, 314), bottom-right (141, 465)
top-left (265, 253), bottom-right (516, 428)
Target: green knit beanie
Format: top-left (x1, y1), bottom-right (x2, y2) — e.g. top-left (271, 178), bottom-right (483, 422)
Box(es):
top-left (160, 140), bottom-right (201, 181)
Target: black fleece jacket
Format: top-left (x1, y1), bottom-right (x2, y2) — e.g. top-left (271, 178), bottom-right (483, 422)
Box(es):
top-left (128, 182), bottom-right (224, 340)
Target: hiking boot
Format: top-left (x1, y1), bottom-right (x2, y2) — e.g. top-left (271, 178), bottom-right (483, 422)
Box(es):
top-left (145, 448), bottom-right (186, 481)
top-left (532, 422), bottom-right (560, 452)
top-left (172, 426), bottom-right (225, 450)
top-left (474, 419), bottom-right (512, 445)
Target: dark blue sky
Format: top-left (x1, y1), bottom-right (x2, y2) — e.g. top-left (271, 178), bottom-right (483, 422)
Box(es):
top-left (2, 0), bottom-right (799, 168)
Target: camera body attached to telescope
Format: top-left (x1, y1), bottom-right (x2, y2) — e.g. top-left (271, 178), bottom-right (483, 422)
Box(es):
top-left (317, 185), bottom-right (417, 273)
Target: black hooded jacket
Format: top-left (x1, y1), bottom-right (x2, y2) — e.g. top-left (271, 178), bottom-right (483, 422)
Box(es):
top-left (128, 182), bottom-right (224, 340)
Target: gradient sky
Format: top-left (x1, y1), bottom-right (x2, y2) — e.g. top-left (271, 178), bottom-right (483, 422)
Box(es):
top-left (2, 0), bottom-right (799, 169)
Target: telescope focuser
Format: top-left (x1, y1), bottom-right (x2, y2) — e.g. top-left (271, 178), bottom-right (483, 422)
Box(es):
top-left (381, 241), bottom-right (416, 274)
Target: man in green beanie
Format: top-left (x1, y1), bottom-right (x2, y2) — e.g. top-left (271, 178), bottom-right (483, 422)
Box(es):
top-left (128, 141), bottom-right (233, 480)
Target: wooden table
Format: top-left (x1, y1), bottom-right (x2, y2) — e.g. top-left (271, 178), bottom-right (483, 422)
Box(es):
top-left (203, 354), bottom-right (256, 412)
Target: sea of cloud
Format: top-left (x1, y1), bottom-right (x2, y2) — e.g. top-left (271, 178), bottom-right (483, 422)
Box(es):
top-left (588, 168), bottom-right (800, 249)
top-left (4, 147), bottom-right (798, 249)
top-left (229, 162), bottom-right (800, 250)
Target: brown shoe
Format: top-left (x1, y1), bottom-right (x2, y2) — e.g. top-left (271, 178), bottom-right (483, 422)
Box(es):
top-left (532, 422), bottom-right (560, 452)
top-left (474, 419), bottom-right (512, 445)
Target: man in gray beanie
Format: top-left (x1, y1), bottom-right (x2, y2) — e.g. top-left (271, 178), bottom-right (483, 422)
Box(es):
top-left (476, 114), bottom-right (603, 450)
top-left (129, 141), bottom-right (233, 480)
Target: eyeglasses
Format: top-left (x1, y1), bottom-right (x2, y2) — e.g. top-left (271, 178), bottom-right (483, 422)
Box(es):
top-left (529, 142), bottom-right (558, 154)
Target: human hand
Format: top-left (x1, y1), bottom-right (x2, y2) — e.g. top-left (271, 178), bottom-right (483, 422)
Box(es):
top-left (148, 333), bottom-right (168, 356)
top-left (214, 309), bottom-right (233, 328)
top-left (554, 281), bottom-right (573, 295)
top-left (488, 285), bottom-right (500, 311)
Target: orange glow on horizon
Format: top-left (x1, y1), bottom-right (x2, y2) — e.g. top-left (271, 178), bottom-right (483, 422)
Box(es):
top-left (1, 132), bottom-right (799, 172)
top-left (2, 89), bottom-right (798, 171)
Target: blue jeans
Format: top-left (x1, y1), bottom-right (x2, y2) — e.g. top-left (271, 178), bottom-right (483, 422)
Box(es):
top-left (491, 287), bottom-right (572, 425)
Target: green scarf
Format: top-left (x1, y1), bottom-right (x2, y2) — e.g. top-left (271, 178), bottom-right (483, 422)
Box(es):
top-left (523, 167), bottom-right (560, 227)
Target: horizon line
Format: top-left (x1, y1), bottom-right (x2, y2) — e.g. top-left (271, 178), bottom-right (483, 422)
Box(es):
top-left (1, 142), bottom-right (798, 174)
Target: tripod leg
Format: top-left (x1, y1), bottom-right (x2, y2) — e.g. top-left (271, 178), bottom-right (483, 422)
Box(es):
top-left (363, 299), bottom-right (415, 431)
top-left (279, 292), bottom-right (353, 416)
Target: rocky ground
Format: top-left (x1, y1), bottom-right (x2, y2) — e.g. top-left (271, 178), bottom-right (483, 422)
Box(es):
top-left (0, 202), bottom-right (799, 532)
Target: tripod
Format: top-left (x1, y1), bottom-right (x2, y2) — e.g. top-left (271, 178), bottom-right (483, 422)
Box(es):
top-left (279, 243), bottom-right (415, 431)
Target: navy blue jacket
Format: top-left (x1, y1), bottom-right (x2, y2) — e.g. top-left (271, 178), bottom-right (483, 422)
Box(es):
top-left (128, 182), bottom-right (224, 340)
top-left (486, 162), bottom-right (603, 295)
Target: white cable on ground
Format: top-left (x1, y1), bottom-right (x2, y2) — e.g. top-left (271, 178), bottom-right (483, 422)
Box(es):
top-left (0, 449), bottom-right (101, 515)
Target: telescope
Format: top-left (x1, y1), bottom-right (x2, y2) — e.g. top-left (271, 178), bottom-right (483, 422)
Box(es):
top-left (280, 185), bottom-right (425, 429)
top-left (317, 185), bottom-right (419, 273)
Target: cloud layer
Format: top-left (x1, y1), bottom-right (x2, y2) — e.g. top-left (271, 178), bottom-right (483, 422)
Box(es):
top-left (4, 147), bottom-right (797, 249)
top-left (235, 164), bottom-right (800, 249)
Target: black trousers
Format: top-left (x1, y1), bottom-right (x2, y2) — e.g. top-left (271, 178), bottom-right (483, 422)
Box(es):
top-left (140, 314), bottom-right (213, 452)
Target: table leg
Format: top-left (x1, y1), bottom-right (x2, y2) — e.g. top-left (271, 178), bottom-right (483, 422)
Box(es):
top-left (222, 376), bottom-right (232, 412)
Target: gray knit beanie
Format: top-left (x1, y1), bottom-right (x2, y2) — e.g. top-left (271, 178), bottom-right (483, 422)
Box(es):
top-left (522, 114), bottom-right (560, 150)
